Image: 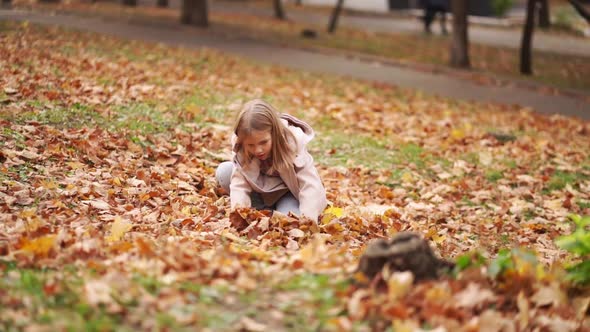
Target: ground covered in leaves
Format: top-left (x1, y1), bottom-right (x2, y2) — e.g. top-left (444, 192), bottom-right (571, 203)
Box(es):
top-left (12, 0), bottom-right (590, 94)
top-left (1, 21), bottom-right (590, 331)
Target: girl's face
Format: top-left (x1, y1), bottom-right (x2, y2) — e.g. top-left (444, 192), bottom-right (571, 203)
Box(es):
top-left (243, 129), bottom-right (272, 161)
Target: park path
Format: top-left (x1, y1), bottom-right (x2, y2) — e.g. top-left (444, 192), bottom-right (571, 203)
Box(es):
top-left (201, 0), bottom-right (590, 57)
top-left (0, 9), bottom-right (588, 120)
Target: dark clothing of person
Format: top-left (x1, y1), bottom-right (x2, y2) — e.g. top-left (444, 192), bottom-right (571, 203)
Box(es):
top-left (421, 0), bottom-right (449, 34)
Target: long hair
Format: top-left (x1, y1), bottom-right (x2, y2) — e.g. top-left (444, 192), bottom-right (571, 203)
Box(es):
top-left (233, 99), bottom-right (296, 173)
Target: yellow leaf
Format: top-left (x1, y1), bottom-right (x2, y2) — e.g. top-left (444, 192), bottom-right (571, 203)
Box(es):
top-left (21, 235), bottom-right (56, 256)
top-left (112, 177), bottom-right (123, 186)
top-left (401, 172), bottom-right (413, 183)
top-left (66, 161), bottom-right (85, 170)
top-left (432, 233), bottom-right (446, 244)
top-left (105, 217), bottom-right (132, 243)
top-left (323, 206), bottom-right (343, 217)
top-left (41, 180), bottom-right (58, 190)
top-left (386, 271), bottom-right (414, 300)
top-left (18, 208), bottom-right (37, 219)
top-left (451, 128), bottom-right (465, 140)
top-left (391, 319), bottom-right (418, 332)
top-left (321, 213), bottom-right (335, 225)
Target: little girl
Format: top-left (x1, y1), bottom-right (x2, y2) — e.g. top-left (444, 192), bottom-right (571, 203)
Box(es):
top-left (216, 99), bottom-right (327, 222)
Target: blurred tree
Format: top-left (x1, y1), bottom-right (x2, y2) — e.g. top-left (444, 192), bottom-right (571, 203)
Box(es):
top-left (520, 0), bottom-right (537, 74)
top-left (274, 0), bottom-right (286, 20)
top-left (569, 0), bottom-right (590, 23)
top-left (295, 0), bottom-right (302, 5)
top-left (327, 0), bottom-right (344, 33)
top-left (122, 0), bottom-right (137, 6)
top-left (1, 0), bottom-right (11, 6)
top-left (538, 0), bottom-right (550, 28)
top-left (157, 0), bottom-right (168, 8)
top-left (449, 0), bottom-right (470, 68)
top-left (181, 0), bottom-right (208, 27)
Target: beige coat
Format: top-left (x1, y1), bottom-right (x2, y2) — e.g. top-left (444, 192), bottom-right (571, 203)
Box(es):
top-left (230, 114), bottom-right (327, 221)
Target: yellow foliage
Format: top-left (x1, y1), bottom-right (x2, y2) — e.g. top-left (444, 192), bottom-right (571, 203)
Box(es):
top-left (105, 217), bottom-right (132, 243)
top-left (323, 206), bottom-right (343, 217)
top-left (21, 235), bottom-right (56, 256)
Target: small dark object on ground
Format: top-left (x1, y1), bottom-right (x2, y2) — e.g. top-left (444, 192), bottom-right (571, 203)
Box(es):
top-left (486, 132), bottom-right (517, 143)
top-left (301, 29), bottom-right (318, 39)
top-left (357, 232), bottom-right (454, 282)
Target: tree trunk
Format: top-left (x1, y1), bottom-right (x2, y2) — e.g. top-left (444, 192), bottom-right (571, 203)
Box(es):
top-left (520, 0), bottom-right (537, 75)
top-left (273, 0), bottom-right (286, 20)
top-left (122, 0), bottom-right (137, 6)
top-left (1, 0), bottom-right (12, 6)
top-left (538, 0), bottom-right (550, 28)
top-left (327, 0), bottom-right (344, 33)
top-left (295, 0), bottom-right (302, 5)
top-left (569, 0), bottom-right (590, 23)
top-left (157, 0), bottom-right (168, 8)
top-left (181, 0), bottom-right (208, 27)
top-left (449, 0), bottom-right (470, 68)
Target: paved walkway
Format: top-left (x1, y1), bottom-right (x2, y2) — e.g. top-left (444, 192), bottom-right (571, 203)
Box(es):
top-left (205, 1), bottom-right (590, 57)
top-left (0, 9), bottom-right (588, 120)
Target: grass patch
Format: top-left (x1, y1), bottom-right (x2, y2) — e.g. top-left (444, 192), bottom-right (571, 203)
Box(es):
top-left (0, 127), bottom-right (26, 149)
top-left (107, 103), bottom-right (179, 135)
top-left (8, 103), bottom-right (104, 128)
top-left (277, 273), bottom-right (349, 330)
top-left (578, 200), bottom-right (590, 210)
top-left (310, 131), bottom-right (397, 168)
top-left (546, 170), bottom-right (589, 191)
top-left (486, 169), bottom-right (504, 183)
top-left (178, 90), bottom-right (240, 126)
top-left (1, 163), bottom-right (35, 183)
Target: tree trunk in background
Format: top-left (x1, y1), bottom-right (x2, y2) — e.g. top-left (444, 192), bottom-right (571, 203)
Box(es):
top-left (181, 0), bottom-right (208, 27)
top-left (122, 0), bottom-right (137, 6)
top-left (157, 0), bottom-right (168, 8)
top-left (295, 0), bottom-right (302, 5)
top-left (327, 0), bottom-right (344, 33)
top-left (520, 0), bottom-right (537, 75)
top-left (273, 0), bottom-right (286, 20)
top-left (569, 0), bottom-right (590, 23)
top-left (449, 0), bottom-right (470, 68)
top-left (538, 0), bottom-right (550, 28)
top-left (1, 0), bottom-right (11, 6)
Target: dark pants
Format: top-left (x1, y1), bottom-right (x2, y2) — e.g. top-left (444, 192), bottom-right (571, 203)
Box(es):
top-left (423, 4), bottom-right (448, 34)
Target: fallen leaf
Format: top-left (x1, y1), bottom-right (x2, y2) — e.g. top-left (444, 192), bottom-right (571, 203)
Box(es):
top-left (105, 217), bottom-right (132, 243)
top-left (454, 283), bottom-right (496, 309)
top-left (21, 234), bottom-right (56, 256)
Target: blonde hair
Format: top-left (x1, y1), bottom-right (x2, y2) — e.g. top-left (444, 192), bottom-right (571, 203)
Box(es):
top-left (233, 99), bottom-right (296, 173)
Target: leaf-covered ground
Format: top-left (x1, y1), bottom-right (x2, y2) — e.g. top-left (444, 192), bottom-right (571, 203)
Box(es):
top-left (12, 0), bottom-right (590, 93)
top-left (1, 21), bottom-right (590, 331)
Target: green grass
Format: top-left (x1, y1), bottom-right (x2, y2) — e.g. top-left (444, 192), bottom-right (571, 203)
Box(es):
top-left (578, 200), bottom-right (590, 210)
top-left (2, 100), bottom-right (197, 138)
top-left (0, 127), bottom-right (26, 149)
top-left (486, 169), bottom-right (504, 183)
top-left (1, 163), bottom-right (35, 183)
top-left (7, 102), bottom-right (104, 129)
top-left (178, 89), bottom-right (240, 126)
top-left (276, 272), bottom-right (350, 330)
top-left (546, 170), bottom-right (590, 192)
top-left (310, 131), bottom-right (396, 168)
top-left (108, 103), bottom-right (178, 134)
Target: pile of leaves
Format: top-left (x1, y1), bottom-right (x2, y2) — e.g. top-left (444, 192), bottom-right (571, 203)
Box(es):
top-left (1, 21), bottom-right (590, 330)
